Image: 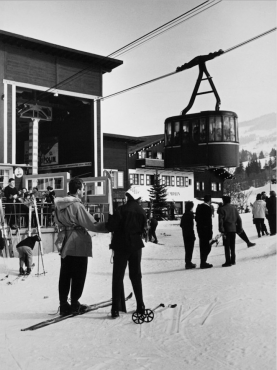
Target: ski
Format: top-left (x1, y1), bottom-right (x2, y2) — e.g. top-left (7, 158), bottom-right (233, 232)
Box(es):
top-left (21, 292), bottom-right (133, 331)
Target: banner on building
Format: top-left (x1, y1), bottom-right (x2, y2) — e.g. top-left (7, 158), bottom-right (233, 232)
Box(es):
top-left (39, 137), bottom-right (59, 166)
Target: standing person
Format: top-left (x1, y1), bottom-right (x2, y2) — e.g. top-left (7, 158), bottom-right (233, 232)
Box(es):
top-left (46, 186), bottom-right (55, 203)
top-left (180, 201), bottom-right (196, 269)
top-left (252, 194), bottom-right (268, 237)
top-left (218, 196), bottom-right (242, 267)
top-left (54, 177), bottom-right (108, 316)
top-left (106, 188), bottom-right (147, 319)
top-left (217, 203), bottom-right (255, 248)
top-left (195, 194), bottom-right (213, 269)
top-left (266, 190), bottom-right (276, 236)
top-left (148, 216), bottom-right (158, 243)
top-left (4, 178), bottom-right (19, 228)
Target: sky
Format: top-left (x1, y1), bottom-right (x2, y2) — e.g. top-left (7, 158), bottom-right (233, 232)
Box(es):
top-left (0, 0), bottom-right (276, 136)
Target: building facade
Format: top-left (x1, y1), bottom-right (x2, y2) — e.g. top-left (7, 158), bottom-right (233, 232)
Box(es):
top-left (0, 30), bottom-right (122, 190)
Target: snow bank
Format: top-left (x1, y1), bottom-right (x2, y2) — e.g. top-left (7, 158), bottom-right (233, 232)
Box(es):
top-left (0, 212), bottom-right (276, 370)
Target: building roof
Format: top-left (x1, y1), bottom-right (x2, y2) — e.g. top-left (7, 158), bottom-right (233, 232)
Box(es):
top-left (103, 133), bottom-right (143, 145)
top-left (0, 30), bottom-right (123, 73)
top-left (129, 134), bottom-right (164, 153)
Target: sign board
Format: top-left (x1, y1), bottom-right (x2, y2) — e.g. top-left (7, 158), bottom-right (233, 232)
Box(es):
top-left (14, 167), bottom-right (24, 178)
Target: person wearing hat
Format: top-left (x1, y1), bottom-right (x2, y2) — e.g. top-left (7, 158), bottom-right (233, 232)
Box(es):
top-left (107, 188), bottom-right (147, 318)
top-left (195, 194), bottom-right (214, 269)
top-left (218, 195), bottom-right (242, 267)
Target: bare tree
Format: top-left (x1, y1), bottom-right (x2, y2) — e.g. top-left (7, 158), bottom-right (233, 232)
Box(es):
top-left (223, 175), bottom-right (252, 213)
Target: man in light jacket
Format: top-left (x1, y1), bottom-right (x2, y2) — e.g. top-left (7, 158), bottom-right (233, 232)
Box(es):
top-left (218, 196), bottom-right (242, 267)
top-left (54, 177), bottom-right (108, 315)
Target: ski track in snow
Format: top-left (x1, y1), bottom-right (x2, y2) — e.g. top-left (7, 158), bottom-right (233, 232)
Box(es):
top-left (0, 196), bottom-right (276, 370)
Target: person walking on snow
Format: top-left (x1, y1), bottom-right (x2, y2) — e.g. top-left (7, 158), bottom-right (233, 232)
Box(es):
top-left (195, 194), bottom-right (213, 269)
top-left (106, 188), bottom-right (147, 319)
top-left (148, 216), bottom-right (158, 243)
top-left (252, 193), bottom-right (268, 238)
top-left (54, 177), bottom-right (108, 316)
top-left (180, 201), bottom-right (196, 269)
top-left (266, 190), bottom-right (276, 236)
top-left (218, 196), bottom-right (242, 267)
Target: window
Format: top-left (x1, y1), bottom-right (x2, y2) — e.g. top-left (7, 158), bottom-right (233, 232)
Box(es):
top-left (173, 122), bottom-right (180, 145)
top-left (192, 120), bottom-right (200, 142)
top-left (189, 179), bottom-right (192, 186)
top-left (185, 177), bottom-right (189, 187)
top-left (129, 174), bottom-right (139, 185)
top-left (218, 183), bottom-right (222, 191)
top-left (146, 175), bottom-right (155, 185)
top-left (138, 151), bottom-right (146, 159)
top-left (27, 176), bottom-right (64, 191)
top-left (182, 121), bottom-right (190, 144)
top-left (156, 152), bottom-right (162, 159)
top-left (171, 176), bottom-right (175, 186)
top-left (176, 176), bottom-right (184, 187)
top-left (162, 176), bottom-right (171, 186)
top-left (140, 174), bottom-right (144, 185)
top-left (118, 171), bottom-right (124, 188)
top-left (201, 182), bottom-right (205, 191)
top-left (147, 151), bottom-right (152, 159)
top-left (223, 116), bottom-right (236, 142)
top-left (200, 117), bottom-right (206, 142)
top-left (196, 182), bottom-right (200, 190)
top-left (165, 122), bottom-right (172, 146)
top-left (211, 182), bottom-right (217, 191)
top-left (209, 116), bottom-right (222, 142)
top-left (0, 169), bottom-right (9, 189)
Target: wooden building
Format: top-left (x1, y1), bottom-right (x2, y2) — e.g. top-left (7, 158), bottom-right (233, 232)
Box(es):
top-left (0, 30), bottom-right (122, 190)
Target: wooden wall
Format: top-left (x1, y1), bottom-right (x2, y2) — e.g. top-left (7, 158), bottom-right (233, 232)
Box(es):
top-left (1, 42), bottom-right (102, 96)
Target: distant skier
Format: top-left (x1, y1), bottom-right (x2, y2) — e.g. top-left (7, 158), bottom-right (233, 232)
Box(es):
top-left (16, 235), bottom-right (41, 275)
top-left (180, 201), bottom-right (196, 269)
top-left (54, 177), bottom-right (108, 316)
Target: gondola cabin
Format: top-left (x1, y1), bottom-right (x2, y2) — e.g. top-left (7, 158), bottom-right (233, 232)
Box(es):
top-left (165, 50), bottom-right (240, 170)
top-left (164, 110), bottom-right (239, 169)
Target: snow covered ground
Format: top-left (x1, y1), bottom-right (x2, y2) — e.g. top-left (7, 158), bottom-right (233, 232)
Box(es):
top-left (0, 205), bottom-right (276, 369)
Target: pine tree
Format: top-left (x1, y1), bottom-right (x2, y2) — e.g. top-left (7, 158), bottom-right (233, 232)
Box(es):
top-left (148, 175), bottom-right (168, 220)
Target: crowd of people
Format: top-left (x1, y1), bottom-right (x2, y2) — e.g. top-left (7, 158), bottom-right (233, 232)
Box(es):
top-left (0, 178), bottom-right (56, 229)
top-left (1, 175), bottom-right (276, 319)
top-left (180, 191), bottom-right (276, 269)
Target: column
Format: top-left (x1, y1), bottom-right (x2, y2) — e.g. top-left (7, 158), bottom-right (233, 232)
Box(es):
top-left (29, 119), bottom-right (39, 175)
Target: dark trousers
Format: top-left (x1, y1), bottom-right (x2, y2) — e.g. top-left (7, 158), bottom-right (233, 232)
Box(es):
top-left (112, 249), bottom-right (144, 312)
top-left (5, 202), bottom-right (18, 226)
top-left (223, 232), bottom-right (236, 264)
top-left (199, 237), bottom-right (211, 265)
top-left (59, 256), bottom-right (88, 305)
top-left (268, 214), bottom-right (276, 235)
top-left (238, 230), bottom-right (250, 244)
top-left (254, 218), bottom-right (266, 237)
top-left (183, 237), bottom-right (195, 264)
top-left (149, 227), bottom-right (158, 243)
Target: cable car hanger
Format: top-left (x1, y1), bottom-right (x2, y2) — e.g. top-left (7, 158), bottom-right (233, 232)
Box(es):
top-left (176, 49), bottom-right (224, 115)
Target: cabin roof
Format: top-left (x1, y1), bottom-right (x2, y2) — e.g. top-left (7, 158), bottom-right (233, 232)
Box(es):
top-left (0, 30), bottom-right (123, 73)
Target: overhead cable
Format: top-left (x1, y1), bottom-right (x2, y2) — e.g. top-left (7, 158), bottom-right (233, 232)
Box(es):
top-left (99, 27), bottom-right (277, 101)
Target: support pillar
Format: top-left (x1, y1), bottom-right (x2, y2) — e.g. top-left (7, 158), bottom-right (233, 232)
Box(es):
top-left (29, 119), bottom-right (39, 174)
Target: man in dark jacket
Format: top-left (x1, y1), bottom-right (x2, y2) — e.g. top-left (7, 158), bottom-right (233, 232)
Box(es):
top-left (107, 188), bottom-right (147, 319)
top-left (218, 196), bottom-right (242, 267)
top-left (266, 190), bottom-right (276, 235)
top-left (195, 194), bottom-right (213, 269)
top-left (180, 201), bottom-right (196, 269)
top-left (4, 178), bottom-right (19, 228)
